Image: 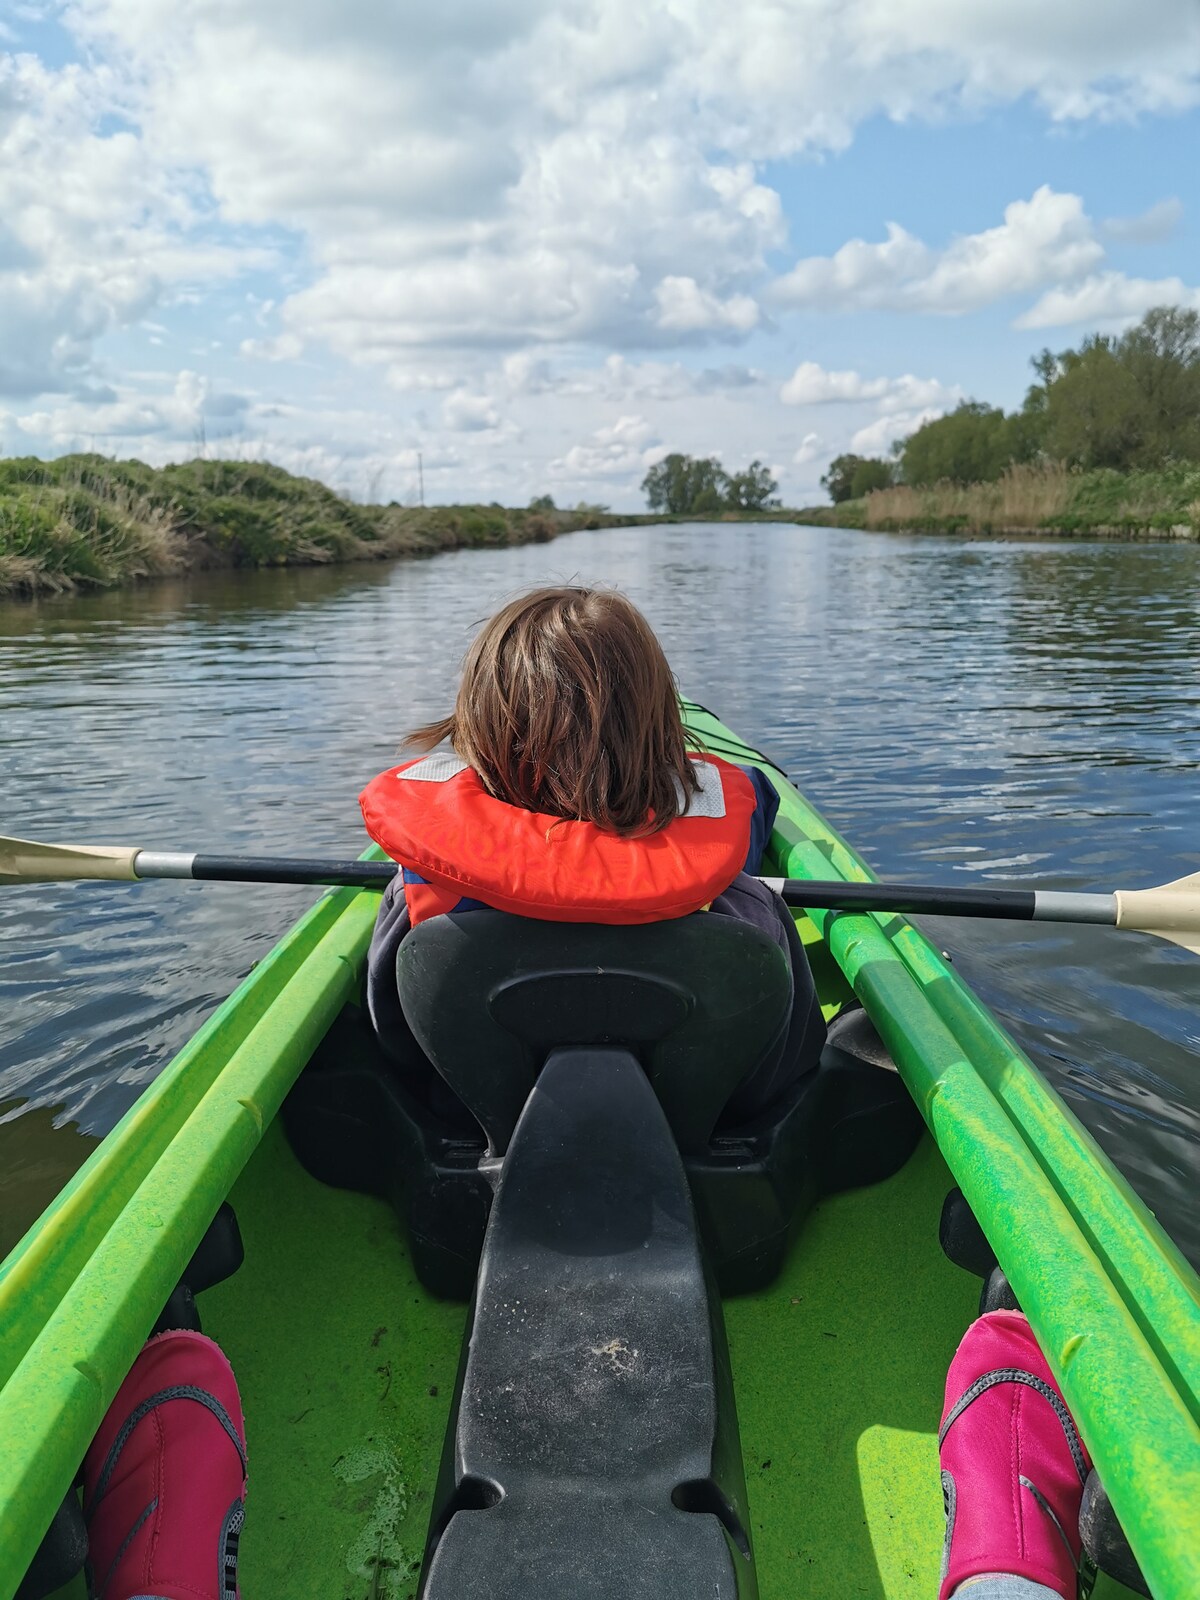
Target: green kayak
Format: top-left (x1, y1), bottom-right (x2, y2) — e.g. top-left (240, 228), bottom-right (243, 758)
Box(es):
top-left (1, 704), bottom-right (1197, 1600)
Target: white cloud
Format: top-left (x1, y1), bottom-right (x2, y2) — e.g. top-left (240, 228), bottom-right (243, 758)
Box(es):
top-left (549, 414), bottom-right (661, 483)
top-left (772, 188), bottom-right (1200, 335)
top-left (774, 224), bottom-right (930, 313)
top-left (774, 187), bottom-right (1105, 315)
top-left (1101, 198), bottom-right (1184, 245)
top-left (16, 370), bottom-right (249, 446)
top-left (1016, 272), bottom-right (1200, 330)
top-left (793, 432), bottom-right (823, 466)
top-left (386, 368), bottom-right (458, 393)
top-left (500, 352), bottom-right (765, 402)
top-left (240, 332), bottom-right (304, 361)
top-left (850, 407), bottom-right (943, 457)
top-left (442, 389), bottom-right (502, 432)
top-left (43, 0), bottom-right (1198, 375)
top-left (666, 0), bottom-right (1200, 152)
top-left (0, 51), bottom-right (268, 398)
top-left (780, 361), bottom-right (954, 409)
top-left (653, 276), bottom-right (760, 335)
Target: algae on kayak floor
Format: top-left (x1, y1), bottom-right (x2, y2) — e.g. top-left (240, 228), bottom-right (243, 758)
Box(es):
top-left (198, 1119), bottom-right (467, 1600)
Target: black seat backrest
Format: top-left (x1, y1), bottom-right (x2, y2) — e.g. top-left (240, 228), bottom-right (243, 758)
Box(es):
top-left (396, 911), bottom-right (792, 1156)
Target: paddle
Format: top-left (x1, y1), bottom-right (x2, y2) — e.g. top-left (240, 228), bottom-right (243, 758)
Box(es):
top-left (3, 831), bottom-right (1199, 956)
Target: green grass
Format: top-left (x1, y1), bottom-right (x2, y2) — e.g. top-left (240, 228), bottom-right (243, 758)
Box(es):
top-left (0, 455), bottom-right (615, 599)
top-left (798, 463), bottom-right (1200, 538)
top-left (1048, 464), bottom-right (1200, 534)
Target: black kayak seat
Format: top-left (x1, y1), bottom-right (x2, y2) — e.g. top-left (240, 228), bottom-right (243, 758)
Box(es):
top-left (395, 910), bottom-right (794, 1157)
top-left (420, 1048), bottom-right (755, 1598)
top-left (401, 914), bottom-right (771, 1595)
top-left (283, 908), bottom-right (925, 1298)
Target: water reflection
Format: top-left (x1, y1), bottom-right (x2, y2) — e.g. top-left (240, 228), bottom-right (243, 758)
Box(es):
top-left (0, 1101), bottom-right (98, 1259)
top-left (0, 524), bottom-right (1197, 1265)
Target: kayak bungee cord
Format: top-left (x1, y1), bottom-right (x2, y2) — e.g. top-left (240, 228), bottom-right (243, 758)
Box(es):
top-left (677, 696), bottom-right (795, 780)
top-left (2, 832), bottom-right (1198, 955)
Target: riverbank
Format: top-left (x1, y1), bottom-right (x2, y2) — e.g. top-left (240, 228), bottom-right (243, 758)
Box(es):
top-left (10, 454), bottom-right (1195, 600)
top-left (800, 462), bottom-right (1200, 538)
top-left (0, 455), bottom-right (622, 598)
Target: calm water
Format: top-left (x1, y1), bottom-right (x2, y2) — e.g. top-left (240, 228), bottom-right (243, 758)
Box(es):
top-left (1, 524), bottom-right (1197, 1267)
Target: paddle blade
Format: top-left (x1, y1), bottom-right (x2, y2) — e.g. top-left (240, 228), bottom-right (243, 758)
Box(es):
top-left (0, 834), bottom-right (140, 885)
top-left (1114, 871), bottom-right (1200, 957)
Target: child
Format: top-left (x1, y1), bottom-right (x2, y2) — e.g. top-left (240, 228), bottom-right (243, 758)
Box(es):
top-left (360, 584), bottom-right (825, 1123)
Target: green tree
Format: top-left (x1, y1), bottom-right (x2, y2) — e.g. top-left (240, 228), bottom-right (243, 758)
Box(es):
top-left (1000, 406), bottom-right (1046, 467)
top-left (528, 493), bottom-right (556, 511)
top-left (1114, 306), bottom-right (1200, 462)
top-left (814, 304), bottom-right (1200, 498)
top-left (821, 453), bottom-right (894, 503)
top-left (640, 456), bottom-right (675, 512)
top-left (1029, 307), bottom-right (1200, 470)
top-left (900, 402), bottom-right (1016, 486)
top-left (642, 453), bottom-right (713, 513)
top-left (849, 457), bottom-right (895, 498)
top-left (640, 453), bottom-right (783, 513)
top-left (820, 454), bottom-right (855, 503)
top-left (1041, 339), bottom-right (1147, 470)
top-left (724, 459), bottom-right (780, 510)
top-left (693, 489), bottom-right (722, 512)
top-left (641, 453), bottom-right (729, 513)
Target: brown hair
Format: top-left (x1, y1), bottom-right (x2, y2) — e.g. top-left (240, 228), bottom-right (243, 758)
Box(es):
top-left (406, 586), bottom-right (699, 835)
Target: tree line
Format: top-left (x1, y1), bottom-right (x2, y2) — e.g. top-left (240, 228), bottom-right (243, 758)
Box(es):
top-left (641, 454), bottom-right (780, 514)
top-left (821, 305), bottom-right (1200, 503)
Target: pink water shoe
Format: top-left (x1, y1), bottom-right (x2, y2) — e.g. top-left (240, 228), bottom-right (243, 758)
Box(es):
top-left (938, 1310), bottom-right (1091, 1600)
top-left (83, 1329), bottom-right (247, 1600)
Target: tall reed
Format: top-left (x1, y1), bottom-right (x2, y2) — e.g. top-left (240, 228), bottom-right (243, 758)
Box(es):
top-left (861, 463), bottom-right (1076, 532)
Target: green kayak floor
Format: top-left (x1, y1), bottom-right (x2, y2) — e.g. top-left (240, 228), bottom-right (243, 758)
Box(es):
top-left (727, 1136), bottom-right (973, 1598)
top-left (209, 1120), bottom-right (978, 1600)
top-left (200, 1120), bottom-right (466, 1598)
top-left (41, 1119), bottom-right (1136, 1600)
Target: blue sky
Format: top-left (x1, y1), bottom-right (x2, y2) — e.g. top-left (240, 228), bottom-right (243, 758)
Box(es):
top-left (757, 107), bottom-right (1199, 395)
top-left (1, 1), bottom-right (1197, 507)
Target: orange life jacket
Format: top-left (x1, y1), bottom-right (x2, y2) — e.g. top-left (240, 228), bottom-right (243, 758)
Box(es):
top-left (358, 752), bottom-right (757, 926)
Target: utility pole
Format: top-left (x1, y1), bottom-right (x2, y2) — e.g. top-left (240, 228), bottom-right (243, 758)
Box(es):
top-left (418, 451), bottom-right (424, 507)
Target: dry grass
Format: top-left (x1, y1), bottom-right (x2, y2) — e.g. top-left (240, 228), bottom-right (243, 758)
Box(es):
top-left (797, 462), bottom-right (1200, 537)
top-left (812, 461), bottom-right (1200, 537)
top-left (861, 463), bottom-right (1077, 532)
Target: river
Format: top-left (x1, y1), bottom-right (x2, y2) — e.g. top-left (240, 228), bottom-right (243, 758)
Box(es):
top-left (1, 522), bottom-right (1197, 1269)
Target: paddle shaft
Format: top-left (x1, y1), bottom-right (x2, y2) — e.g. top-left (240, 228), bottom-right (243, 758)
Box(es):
top-left (125, 851), bottom-right (1119, 925)
top-left (135, 852), bottom-right (398, 888)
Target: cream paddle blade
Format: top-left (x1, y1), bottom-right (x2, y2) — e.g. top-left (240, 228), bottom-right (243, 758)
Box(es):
top-left (0, 834), bottom-right (140, 884)
top-left (1114, 871), bottom-right (1200, 958)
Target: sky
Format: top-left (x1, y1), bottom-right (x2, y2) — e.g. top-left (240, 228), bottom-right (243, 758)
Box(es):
top-left (1, 0), bottom-right (1198, 510)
